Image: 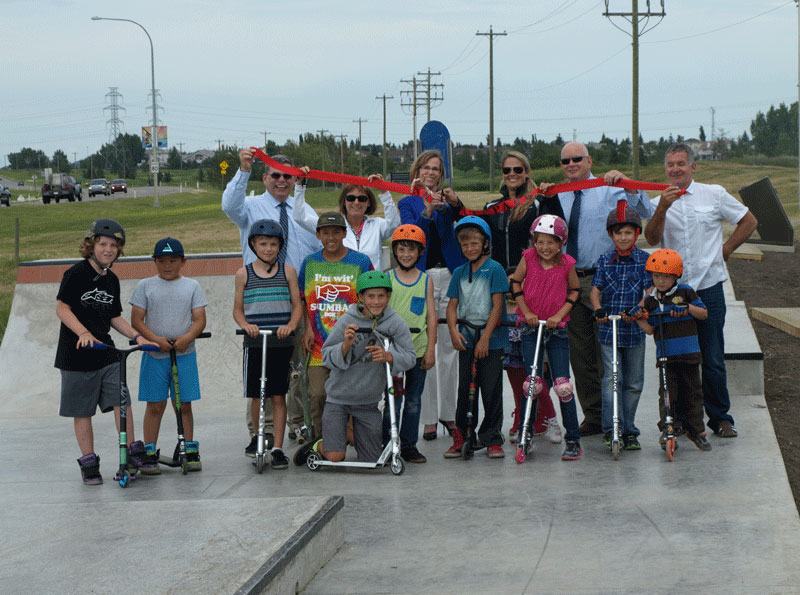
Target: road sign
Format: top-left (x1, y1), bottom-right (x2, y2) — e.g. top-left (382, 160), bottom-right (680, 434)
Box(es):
top-left (220, 160), bottom-right (229, 170)
top-left (150, 162), bottom-right (160, 174)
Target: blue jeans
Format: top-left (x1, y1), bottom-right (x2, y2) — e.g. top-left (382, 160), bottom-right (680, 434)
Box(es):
top-left (600, 341), bottom-right (645, 435)
top-left (696, 282), bottom-right (733, 430)
top-left (382, 358), bottom-right (426, 449)
top-left (520, 327), bottom-right (579, 442)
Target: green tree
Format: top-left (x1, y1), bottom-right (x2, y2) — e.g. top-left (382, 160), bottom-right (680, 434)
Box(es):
top-left (699, 126), bottom-right (706, 142)
top-left (750, 102), bottom-right (798, 156)
top-left (8, 147), bottom-right (49, 169)
top-left (167, 147), bottom-right (182, 169)
top-left (52, 149), bottom-right (70, 172)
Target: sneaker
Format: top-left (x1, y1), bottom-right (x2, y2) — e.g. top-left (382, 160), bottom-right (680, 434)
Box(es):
top-left (140, 442), bottom-right (162, 475)
top-left (401, 446), bottom-right (427, 464)
top-left (186, 441), bottom-right (202, 472)
top-left (509, 410), bottom-right (520, 443)
top-left (77, 453), bottom-right (103, 486)
top-left (271, 449), bottom-right (290, 469)
top-left (544, 418), bottom-right (563, 444)
top-left (128, 440), bottom-right (155, 474)
top-left (673, 423), bottom-right (686, 437)
top-left (561, 440), bottom-right (583, 461)
top-left (245, 433), bottom-right (273, 457)
top-left (578, 421), bottom-right (602, 436)
top-left (689, 433), bottom-right (712, 451)
top-left (444, 429), bottom-right (464, 458)
top-left (622, 434), bottom-right (641, 451)
top-left (294, 439), bottom-right (321, 466)
top-left (716, 420), bottom-right (738, 438)
top-left (487, 444), bottom-right (505, 459)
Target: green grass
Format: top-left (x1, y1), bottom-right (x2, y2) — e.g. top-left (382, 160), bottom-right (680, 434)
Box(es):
top-left (1, 163), bottom-right (798, 343)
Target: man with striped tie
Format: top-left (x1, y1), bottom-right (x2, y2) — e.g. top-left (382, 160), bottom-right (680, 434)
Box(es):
top-left (223, 148), bottom-right (322, 455)
top-left (538, 142), bottom-right (654, 436)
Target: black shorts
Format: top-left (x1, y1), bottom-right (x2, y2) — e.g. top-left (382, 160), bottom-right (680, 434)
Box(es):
top-left (243, 345), bottom-right (293, 398)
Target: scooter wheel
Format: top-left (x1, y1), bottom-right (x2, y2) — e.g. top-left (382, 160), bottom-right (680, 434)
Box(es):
top-left (118, 470), bottom-right (129, 488)
top-left (254, 454), bottom-right (266, 474)
top-left (515, 447), bottom-right (526, 464)
top-left (612, 441), bottom-right (620, 461)
top-left (462, 442), bottom-right (473, 461)
top-left (180, 455), bottom-right (188, 475)
top-left (390, 457), bottom-right (405, 476)
top-left (306, 451), bottom-right (321, 471)
top-left (666, 437), bottom-right (676, 462)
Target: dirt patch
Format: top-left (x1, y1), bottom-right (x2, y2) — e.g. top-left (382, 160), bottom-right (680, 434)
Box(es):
top-left (727, 241), bottom-right (800, 511)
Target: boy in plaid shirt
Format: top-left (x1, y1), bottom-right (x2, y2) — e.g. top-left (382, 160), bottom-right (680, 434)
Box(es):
top-left (590, 203), bottom-right (651, 450)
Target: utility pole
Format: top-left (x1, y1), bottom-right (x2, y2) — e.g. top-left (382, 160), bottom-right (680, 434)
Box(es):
top-left (337, 134), bottom-right (347, 173)
top-left (73, 152), bottom-right (77, 172)
top-left (710, 107), bottom-right (716, 142)
top-left (352, 118), bottom-right (367, 176)
top-left (215, 139), bottom-right (223, 152)
top-left (261, 131), bottom-right (270, 151)
top-left (400, 77), bottom-right (422, 159)
top-left (177, 142), bottom-right (184, 169)
top-left (603, 1), bottom-right (666, 180)
top-left (416, 67), bottom-right (444, 122)
top-left (375, 94), bottom-right (393, 177)
top-left (316, 130), bottom-right (330, 187)
top-left (476, 25), bottom-right (506, 191)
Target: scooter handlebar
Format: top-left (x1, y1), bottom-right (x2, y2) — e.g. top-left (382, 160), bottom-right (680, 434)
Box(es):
top-left (129, 331), bottom-right (212, 346)
top-left (85, 342), bottom-right (159, 352)
top-left (436, 318), bottom-right (517, 329)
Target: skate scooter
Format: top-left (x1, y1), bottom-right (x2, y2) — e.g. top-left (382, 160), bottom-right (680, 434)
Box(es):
top-left (86, 341), bottom-right (160, 487)
top-left (289, 353), bottom-right (312, 445)
top-left (648, 309), bottom-right (678, 461)
top-left (132, 332), bottom-right (212, 473)
top-left (237, 327), bottom-right (291, 473)
top-left (305, 327), bottom-right (418, 476)
top-left (608, 315), bottom-right (623, 460)
top-left (516, 319), bottom-right (547, 464)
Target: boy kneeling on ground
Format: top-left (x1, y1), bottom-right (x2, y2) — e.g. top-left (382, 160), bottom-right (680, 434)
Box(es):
top-left (294, 271), bottom-right (416, 465)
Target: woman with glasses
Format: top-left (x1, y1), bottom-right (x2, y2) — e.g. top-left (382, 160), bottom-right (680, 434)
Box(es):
top-left (398, 150), bottom-right (467, 442)
top-left (292, 176), bottom-right (400, 271)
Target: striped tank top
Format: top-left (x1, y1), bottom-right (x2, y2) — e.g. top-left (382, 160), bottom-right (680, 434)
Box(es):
top-left (243, 262), bottom-right (292, 334)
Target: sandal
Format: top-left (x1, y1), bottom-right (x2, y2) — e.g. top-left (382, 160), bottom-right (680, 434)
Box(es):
top-left (423, 424), bottom-right (438, 441)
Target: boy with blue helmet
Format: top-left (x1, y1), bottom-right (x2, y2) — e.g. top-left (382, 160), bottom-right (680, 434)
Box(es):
top-left (444, 216), bottom-right (510, 458)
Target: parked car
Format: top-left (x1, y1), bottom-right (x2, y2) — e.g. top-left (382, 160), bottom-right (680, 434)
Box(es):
top-left (110, 179), bottom-right (127, 194)
top-left (17, 180), bottom-right (23, 186)
top-left (88, 179), bottom-right (111, 197)
top-left (0, 184), bottom-right (11, 207)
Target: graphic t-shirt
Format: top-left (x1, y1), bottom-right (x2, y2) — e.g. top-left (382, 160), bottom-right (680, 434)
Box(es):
top-left (298, 249), bottom-right (372, 365)
top-left (54, 259), bottom-right (122, 371)
top-left (446, 257), bottom-right (509, 350)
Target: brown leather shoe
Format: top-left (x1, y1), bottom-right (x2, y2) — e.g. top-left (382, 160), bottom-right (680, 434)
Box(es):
top-left (717, 420), bottom-right (738, 438)
top-left (578, 420), bottom-right (603, 436)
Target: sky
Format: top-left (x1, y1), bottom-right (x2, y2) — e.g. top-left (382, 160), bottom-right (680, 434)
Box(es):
top-left (1, 0), bottom-right (797, 165)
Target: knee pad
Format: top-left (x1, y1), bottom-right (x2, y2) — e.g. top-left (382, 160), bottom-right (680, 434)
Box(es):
top-left (553, 377), bottom-right (574, 403)
top-left (522, 375), bottom-right (546, 398)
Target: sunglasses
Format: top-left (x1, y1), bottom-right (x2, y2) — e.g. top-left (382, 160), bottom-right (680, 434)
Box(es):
top-left (269, 172), bottom-right (294, 180)
top-left (345, 194), bottom-right (369, 203)
top-left (560, 156), bottom-right (586, 165)
top-left (502, 166), bottom-right (524, 175)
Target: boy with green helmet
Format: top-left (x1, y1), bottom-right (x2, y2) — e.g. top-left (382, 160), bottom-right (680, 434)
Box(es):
top-left (294, 271), bottom-right (417, 466)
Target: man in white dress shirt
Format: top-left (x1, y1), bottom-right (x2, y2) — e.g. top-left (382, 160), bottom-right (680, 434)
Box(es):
top-left (645, 143), bottom-right (757, 439)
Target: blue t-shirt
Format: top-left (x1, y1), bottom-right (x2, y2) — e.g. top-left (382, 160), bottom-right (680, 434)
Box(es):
top-left (447, 257), bottom-right (509, 350)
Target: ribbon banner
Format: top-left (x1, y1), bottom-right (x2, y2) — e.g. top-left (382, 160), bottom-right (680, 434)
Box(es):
top-left (252, 147), bottom-right (685, 217)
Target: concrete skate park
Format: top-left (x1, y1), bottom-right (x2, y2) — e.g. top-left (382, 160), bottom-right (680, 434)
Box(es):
top-left (1, 253), bottom-right (798, 594)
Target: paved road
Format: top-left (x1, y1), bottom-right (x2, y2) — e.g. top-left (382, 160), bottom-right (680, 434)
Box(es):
top-left (0, 181), bottom-right (184, 207)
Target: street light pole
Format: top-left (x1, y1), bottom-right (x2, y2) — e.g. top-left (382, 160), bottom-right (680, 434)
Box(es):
top-left (92, 16), bottom-right (159, 207)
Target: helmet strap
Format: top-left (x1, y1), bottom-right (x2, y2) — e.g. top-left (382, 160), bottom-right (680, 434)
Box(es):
top-left (610, 229), bottom-right (640, 261)
top-left (256, 254), bottom-right (277, 274)
top-left (89, 236), bottom-right (116, 280)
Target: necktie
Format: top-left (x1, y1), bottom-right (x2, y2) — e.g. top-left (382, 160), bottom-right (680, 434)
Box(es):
top-left (566, 189), bottom-right (582, 260)
top-left (278, 202), bottom-right (289, 263)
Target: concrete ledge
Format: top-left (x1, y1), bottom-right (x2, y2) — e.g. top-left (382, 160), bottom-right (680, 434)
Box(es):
top-left (725, 300), bottom-right (764, 396)
top-left (237, 496), bottom-right (344, 595)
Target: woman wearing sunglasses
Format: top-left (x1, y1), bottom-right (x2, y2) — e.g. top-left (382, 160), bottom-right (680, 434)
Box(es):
top-left (292, 175), bottom-right (400, 271)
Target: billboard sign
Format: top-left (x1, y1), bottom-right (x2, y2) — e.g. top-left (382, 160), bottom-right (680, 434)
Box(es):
top-left (142, 126), bottom-right (168, 149)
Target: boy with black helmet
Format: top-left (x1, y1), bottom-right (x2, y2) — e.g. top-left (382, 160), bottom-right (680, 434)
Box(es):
top-left (234, 219), bottom-right (303, 469)
top-left (384, 224), bottom-right (436, 463)
top-left (294, 271), bottom-right (416, 466)
top-left (55, 218), bottom-right (157, 485)
top-left (590, 202), bottom-right (651, 451)
top-left (444, 216), bottom-right (509, 459)
top-left (634, 249), bottom-right (712, 451)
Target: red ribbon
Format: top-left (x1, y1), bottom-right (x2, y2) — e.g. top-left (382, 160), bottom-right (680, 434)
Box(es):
top-left (252, 147), bottom-right (684, 216)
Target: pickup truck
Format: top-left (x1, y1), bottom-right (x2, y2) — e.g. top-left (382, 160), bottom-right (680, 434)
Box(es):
top-left (42, 173), bottom-right (82, 204)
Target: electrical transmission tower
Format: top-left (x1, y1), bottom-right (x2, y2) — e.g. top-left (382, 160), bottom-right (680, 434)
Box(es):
top-left (603, 1), bottom-right (666, 180)
top-left (146, 89), bottom-right (164, 126)
top-left (104, 87), bottom-right (126, 172)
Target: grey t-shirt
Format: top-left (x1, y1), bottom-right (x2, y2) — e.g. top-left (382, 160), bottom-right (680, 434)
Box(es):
top-left (128, 275), bottom-right (208, 359)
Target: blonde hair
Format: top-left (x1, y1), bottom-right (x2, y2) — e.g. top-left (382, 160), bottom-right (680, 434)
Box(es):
top-left (501, 150), bottom-right (536, 223)
top-left (409, 150), bottom-right (444, 192)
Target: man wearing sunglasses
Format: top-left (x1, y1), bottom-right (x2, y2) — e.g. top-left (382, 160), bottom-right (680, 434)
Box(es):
top-left (223, 148), bottom-right (322, 454)
top-left (539, 141), bottom-right (654, 436)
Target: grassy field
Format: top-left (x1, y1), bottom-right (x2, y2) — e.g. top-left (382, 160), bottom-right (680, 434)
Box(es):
top-left (1, 161), bottom-right (798, 342)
